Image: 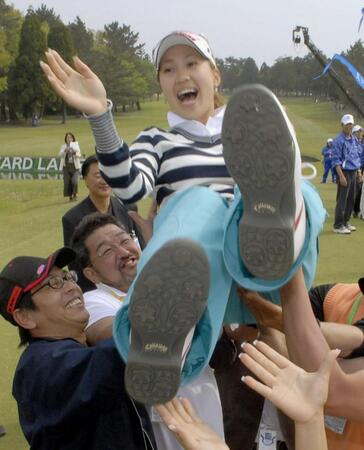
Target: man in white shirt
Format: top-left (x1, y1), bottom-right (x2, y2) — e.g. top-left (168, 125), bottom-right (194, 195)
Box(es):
top-left (71, 212), bottom-right (224, 450)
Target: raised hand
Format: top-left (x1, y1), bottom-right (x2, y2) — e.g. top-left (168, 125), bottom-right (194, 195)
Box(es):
top-left (240, 341), bottom-right (339, 424)
top-left (40, 49), bottom-right (108, 115)
top-left (128, 199), bottom-right (158, 244)
top-left (155, 397), bottom-right (228, 450)
top-left (238, 286), bottom-right (284, 332)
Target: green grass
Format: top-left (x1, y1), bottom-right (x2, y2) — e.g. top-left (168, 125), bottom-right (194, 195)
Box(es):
top-left (0, 100), bottom-right (170, 158)
top-left (0, 100), bottom-right (169, 449)
top-left (0, 96), bottom-right (362, 448)
top-left (283, 97), bottom-right (341, 157)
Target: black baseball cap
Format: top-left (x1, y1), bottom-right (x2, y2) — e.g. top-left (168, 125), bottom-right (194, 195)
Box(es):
top-left (0, 247), bottom-right (76, 325)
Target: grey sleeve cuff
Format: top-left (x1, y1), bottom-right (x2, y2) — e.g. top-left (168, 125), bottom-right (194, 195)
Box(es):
top-left (87, 100), bottom-right (122, 153)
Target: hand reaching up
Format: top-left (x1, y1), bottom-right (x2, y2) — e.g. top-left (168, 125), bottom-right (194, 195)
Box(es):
top-left (237, 286), bottom-right (284, 332)
top-left (155, 397), bottom-right (228, 450)
top-left (240, 340), bottom-right (339, 424)
top-left (128, 199), bottom-right (158, 244)
top-left (40, 49), bottom-right (108, 115)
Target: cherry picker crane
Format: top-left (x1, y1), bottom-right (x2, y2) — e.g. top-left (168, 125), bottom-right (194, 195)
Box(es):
top-left (292, 26), bottom-right (364, 117)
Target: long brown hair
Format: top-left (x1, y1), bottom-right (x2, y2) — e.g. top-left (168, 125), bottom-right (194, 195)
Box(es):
top-left (214, 91), bottom-right (225, 109)
top-left (212, 63), bottom-right (224, 109)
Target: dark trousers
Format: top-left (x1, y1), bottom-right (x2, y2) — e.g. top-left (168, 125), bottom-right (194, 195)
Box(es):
top-left (334, 170), bottom-right (357, 228)
top-left (354, 179), bottom-right (363, 215)
top-left (211, 333), bottom-right (264, 450)
top-left (277, 411), bottom-right (295, 450)
top-left (63, 166), bottom-right (79, 198)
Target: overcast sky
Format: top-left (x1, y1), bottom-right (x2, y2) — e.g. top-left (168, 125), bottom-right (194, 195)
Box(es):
top-left (9, 0), bottom-right (364, 67)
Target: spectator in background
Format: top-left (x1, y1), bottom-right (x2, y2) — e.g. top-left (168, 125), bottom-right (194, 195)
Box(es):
top-left (321, 138), bottom-right (336, 184)
top-left (59, 132), bottom-right (82, 201)
top-left (359, 173), bottom-right (364, 220)
top-left (31, 114), bottom-right (39, 127)
top-left (332, 114), bottom-right (362, 234)
top-left (62, 155), bottom-right (145, 292)
top-left (352, 125), bottom-right (364, 219)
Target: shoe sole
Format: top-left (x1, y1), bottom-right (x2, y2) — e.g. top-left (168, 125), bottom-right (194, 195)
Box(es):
top-left (222, 84), bottom-right (296, 280)
top-left (125, 238), bottom-right (210, 405)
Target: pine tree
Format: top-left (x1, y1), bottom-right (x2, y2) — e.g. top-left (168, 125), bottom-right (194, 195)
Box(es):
top-left (48, 22), bottom-right (75, 123)
top-left (68, 17), bottom-right (94, 62)
top-left (0, 0), bottom-right (23, 120)
top-left (7, 9), bottom-right (47, 120)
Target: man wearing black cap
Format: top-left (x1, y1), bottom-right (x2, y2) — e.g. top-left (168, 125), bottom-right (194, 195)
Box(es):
top-left (0, 248), bottom-right (156, 450)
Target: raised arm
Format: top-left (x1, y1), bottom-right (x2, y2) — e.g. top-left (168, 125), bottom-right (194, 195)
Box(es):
top-left (40, 49), bottom-right (107, 115)
top-left (281, 269), bottom-right (364, 420)
top-left (331, 137), bottom-right (347, 187)
top-left (156, 342), bottom-right (335, 450)
top-left (41, 50), bottom-right (159, 203)
top-left (238, 286), bottom-right (364, 357)
top-left (240, 341), bottom-right (337, 450)
top-left (319, 322), bottom-right (363, 357)
top-left (155, 398), bottom-right (229, 450)
top-left (127, 199), bottom-right (158, 245)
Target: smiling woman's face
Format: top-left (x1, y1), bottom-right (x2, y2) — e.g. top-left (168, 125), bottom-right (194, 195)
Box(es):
top-left (158, 45), bottom-right (220, 124)
top-left (66, 134), bottom-right (74, 144)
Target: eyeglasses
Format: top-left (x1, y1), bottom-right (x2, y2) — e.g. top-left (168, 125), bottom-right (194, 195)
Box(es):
top-left (31, 271), bottom-right (78, 296)
top-left (96, 235), bottom-right (135, 259)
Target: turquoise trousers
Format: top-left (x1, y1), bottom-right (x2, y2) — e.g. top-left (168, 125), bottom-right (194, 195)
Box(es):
top-left (113, 181), bottom-right (326, 384)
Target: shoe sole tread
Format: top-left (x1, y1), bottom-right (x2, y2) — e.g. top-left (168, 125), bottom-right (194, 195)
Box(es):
top-left (222, 84), bottom-right (295, 279)
top-left (126, 238), bottom-right (209, 405)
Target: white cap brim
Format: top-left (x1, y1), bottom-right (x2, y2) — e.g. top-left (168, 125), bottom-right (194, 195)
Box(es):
top-left (153, 31), bottom-right (216, 69)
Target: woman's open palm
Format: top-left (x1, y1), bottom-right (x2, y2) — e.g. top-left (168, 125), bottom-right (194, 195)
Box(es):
top-left (155, 398), bottom-right (228, 450)
top-left (41, 49), bottom-right (107, 115)
top-left (241, 341), bottom-right (339, 423)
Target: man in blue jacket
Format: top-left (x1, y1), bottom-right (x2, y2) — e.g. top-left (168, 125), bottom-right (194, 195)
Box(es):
top-left (332, 114), bottom-right (362, 234)
top-left (0, 247), bottom-right (156, 450)
top-left (321, 138), bottom-right (336, 183)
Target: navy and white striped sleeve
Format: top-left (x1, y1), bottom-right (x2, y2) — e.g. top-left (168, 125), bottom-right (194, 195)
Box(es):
top-left (88, 103), bottom-right (160, 204)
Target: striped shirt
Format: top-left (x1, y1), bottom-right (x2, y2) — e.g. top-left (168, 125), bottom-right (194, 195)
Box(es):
top-left (88, 103), bottom-right (235, 206)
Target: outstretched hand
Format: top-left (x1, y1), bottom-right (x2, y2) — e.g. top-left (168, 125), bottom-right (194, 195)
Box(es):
top-left (240, 341), bottom-right (339, 424)
top-left (128, 199), bottom-right (158, 244)
top-left (238, 286), bottom-right (284, 332)
top-left (40, 49), bottom-right (108, 115)
top-left (155, 398), bottom-right (228, 450)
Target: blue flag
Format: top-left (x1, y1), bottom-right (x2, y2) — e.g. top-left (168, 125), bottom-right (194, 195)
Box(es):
top-left (359, 7), bottom-right (364, 32)
top-left (313, 54), bottom-right (364, 90)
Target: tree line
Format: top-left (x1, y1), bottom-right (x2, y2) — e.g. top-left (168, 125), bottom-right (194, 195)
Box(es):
top-left (1, 0), bottom-right (364, 123)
